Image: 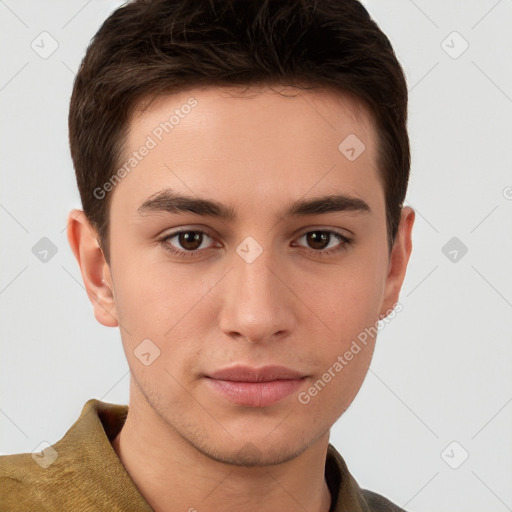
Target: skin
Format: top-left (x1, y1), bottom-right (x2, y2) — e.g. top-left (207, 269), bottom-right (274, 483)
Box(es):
top-left (68, 84), bottom-right (415, 512)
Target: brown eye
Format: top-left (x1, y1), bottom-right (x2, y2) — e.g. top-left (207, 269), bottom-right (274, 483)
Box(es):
top-left (295, 230), bottom-right (351, 255)
top-left (163, 230), bottom-right (215, 255)
top-left (177, 231), bottom-right (204, 251)
top-left (306, 231), bottom-right (331, 250)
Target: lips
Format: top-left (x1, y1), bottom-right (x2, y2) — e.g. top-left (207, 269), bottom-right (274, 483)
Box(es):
top-left (207, 365), bottom-right (305, 382)
top-left (204, 365), bottom-right (307, 407)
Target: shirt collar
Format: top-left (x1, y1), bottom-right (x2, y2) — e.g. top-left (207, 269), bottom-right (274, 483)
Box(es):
top-left (66, 398), bottom-right (371, 512)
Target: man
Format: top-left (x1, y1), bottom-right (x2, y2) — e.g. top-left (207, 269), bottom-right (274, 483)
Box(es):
top-left (0, 0), bottom-right (414, 510)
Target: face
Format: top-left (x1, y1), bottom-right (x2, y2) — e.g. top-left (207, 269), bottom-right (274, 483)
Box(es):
top-left (82, 85), bottom-right (412, 465)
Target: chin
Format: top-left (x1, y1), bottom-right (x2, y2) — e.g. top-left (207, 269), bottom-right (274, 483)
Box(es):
top-left (186, 430), bottom-right (316, 467)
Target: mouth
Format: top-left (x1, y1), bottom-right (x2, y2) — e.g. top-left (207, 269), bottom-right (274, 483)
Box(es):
top-left (204, 365), bottom-right (307, 407)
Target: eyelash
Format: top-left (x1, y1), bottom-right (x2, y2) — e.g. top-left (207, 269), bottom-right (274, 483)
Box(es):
top-left (159, 229), bottom-right (352, 259)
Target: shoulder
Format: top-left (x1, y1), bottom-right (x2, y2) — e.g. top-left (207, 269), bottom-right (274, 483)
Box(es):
top-left (361, 489), bottom-right (407, 511)
top-left (0, 398), bottom-right (117, 511)
top-left (326, 443), bottom-right (407, 512)
top-left (0, 451), bottom-right (59, 510)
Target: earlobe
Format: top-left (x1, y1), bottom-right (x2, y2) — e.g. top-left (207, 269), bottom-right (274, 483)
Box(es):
top-left (66, 209), bottom-right (119, 328)
top-left (379, 206), bottom-right (415, 319)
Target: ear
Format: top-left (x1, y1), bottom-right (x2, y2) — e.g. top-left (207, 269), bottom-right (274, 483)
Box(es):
top-left (66, 209), bottom-right (118, 327)
top-left (379, 206), bottom-right (415, 319)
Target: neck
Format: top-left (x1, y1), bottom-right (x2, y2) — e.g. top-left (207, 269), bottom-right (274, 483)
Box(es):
top-left (110, 388), bottom-right (333, 512)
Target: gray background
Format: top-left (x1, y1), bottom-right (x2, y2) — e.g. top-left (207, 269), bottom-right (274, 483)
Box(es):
top-left (1, 1), bottom-right (511, 510)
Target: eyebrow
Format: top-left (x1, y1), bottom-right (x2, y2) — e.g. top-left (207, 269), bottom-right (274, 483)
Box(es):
top-left (137, 188), bottom-right (371, 220)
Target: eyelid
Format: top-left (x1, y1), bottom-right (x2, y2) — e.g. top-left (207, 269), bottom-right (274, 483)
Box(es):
top-left (160, 225), bottom-right (217, 240)
top-left (294, 225), bottom-right (352, 239)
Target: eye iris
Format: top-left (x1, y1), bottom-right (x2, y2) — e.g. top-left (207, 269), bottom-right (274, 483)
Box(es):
top-left (307, 231), bottom-right (329, 250)
top-left (179, 231), bottom-right (202, 250)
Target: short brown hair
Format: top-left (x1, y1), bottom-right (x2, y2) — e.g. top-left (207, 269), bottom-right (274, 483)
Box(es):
top-left (69, 0), bottom-right (410, 263)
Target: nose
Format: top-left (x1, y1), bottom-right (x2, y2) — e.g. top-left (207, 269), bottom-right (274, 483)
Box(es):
top-left (217, 244), bottom-right (297, 345)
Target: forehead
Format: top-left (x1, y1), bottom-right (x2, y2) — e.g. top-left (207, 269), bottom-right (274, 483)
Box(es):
top-left (130, 84), bottom-right (376, 150)
top-left (114, 85), bottom-right (382, 215)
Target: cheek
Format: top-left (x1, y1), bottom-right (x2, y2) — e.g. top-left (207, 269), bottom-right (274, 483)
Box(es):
top-left (112, 251), bottom-right (207, 329)
top-left (298, 258), bottom-right (384, 421)
top-left (110, 255), bottom-right (218, 372)
top-left (296, 272), bottom-right (382, 417)
top-left (295, 255), bottom-right (385, 401)
top-left (296, 345), bottom-right (375, 428)
top-left (301, 260), bottom-right (385, 343)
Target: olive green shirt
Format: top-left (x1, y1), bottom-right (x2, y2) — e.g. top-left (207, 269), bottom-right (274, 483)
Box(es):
top-left (0, 399), bottom-right (405, 511)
